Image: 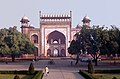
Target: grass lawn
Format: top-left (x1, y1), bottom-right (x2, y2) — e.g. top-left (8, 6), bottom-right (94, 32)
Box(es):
top-left (93, 74), bottom-right (120, 79)
top-left (0, 74), bottom-right (34, 79)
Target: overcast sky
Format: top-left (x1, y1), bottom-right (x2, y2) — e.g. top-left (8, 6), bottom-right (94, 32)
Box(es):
top-left (0, 0), bottom-right (120, 31)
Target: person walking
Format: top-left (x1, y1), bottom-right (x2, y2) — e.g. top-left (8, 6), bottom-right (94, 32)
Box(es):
top-left (45, 66), bottom-right (49, 76)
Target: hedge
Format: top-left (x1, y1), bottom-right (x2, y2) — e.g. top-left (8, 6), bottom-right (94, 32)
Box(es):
top-left (79, 70), bottom-right (94, 79)
top-left (0, 70), bottom-right (38, 74)
top-left (0, 70), bottom-right (43, 79)
top-left (79, 70), bottom-right (120, 79)
top-left (32, 71), bottom-right (43, 79)
top-left (0, 70), bottom-right (27, 74)
top-left (94, 70), bottom-right (120, 74)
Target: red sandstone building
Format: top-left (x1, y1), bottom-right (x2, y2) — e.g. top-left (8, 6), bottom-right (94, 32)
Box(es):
top-left (20, 11), bottom-right (91, 57)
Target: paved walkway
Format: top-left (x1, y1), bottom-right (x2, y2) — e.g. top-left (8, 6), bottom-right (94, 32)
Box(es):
top-left (42, 69), bottom-right (84, 79)
top-left (0, 59), bottom-right (85, 79)
top-left (0, 59), bottom-right (120, 79)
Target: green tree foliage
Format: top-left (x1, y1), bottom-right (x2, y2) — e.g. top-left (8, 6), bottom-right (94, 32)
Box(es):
top-left (68, 34), bottom-right (81, 65)
top-left (97, 26), bottom-right (119, 56)
top-left (68, 40), bottom-right (80, 55)
top-left (68, 25), bottom-right (120, 66)
top-left (29, 63), bottom-right (35, 74)
top-left (0, 26), bottom-right (35, 61)
top-left (14, 75), bottom-right (20, 79)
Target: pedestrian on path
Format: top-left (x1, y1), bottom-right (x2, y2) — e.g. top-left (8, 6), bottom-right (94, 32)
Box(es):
top-left (45, 66), bottom-right (49, 76)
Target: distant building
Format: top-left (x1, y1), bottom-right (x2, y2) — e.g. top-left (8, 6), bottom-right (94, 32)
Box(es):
top-left (20, 11), bottom-right (91, 57)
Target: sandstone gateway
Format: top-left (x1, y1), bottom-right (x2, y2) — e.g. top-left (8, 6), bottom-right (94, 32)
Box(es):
top-left (20, 11), bottom-right (91, 57)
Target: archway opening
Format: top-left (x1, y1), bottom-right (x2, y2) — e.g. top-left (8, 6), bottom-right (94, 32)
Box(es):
top-left (47, 30), bottom-right (66, 57)
top-left (53, 48), bottom-right (59, 57)
top-left (61, 49), bottom-right (66, 57)
top-left (47, 49), bottom-right (51, 57)
top-left (47, 30), bottom-right (66, 44)
top-left (31, 34), bottom-right (38, 44)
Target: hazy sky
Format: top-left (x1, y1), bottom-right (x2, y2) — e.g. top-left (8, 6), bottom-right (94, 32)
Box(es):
top-left (0, 0), bottom-right (120, 31)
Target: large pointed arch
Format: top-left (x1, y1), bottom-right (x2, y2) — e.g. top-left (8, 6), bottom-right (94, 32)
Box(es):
top-left (47, 30), bottom-right (66, 44)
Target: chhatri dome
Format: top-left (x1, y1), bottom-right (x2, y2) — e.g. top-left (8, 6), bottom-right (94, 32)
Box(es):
top-left (20, 16), bottom-right (29, 22)
top-left (76, 24), bottom-right (81, 28)
top-left (82, 15), bottom-right (91, 27)
top-left (82, 15), bottom-right (91, 22)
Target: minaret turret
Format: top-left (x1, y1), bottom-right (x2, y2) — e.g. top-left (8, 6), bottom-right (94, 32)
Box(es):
top-left (20, 16), bottom-right (30, 34)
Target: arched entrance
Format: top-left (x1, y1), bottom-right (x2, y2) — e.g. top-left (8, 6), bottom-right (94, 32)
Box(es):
top-left (47, 49), bottom-right (51, 57)
top-left (53, 48), bottom-right (59, 57)
top-left (47, 30), bottom-right (66, 57)
top-left (61, 49), bottom-right (66, 57)
top-left (31, 34), bottom-right (38, 44)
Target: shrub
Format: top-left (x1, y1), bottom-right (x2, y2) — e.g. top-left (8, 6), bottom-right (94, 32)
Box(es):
top-left (88, 60), bottom-right (94, 74)
top-left (113, 77), bottom-right (117, 79)
top-left (28, 63), bottom-right (35, 74)
top-left (79, 70), bottom-right (94, 79)
top-left (14, 75), bottom-right (20, 79)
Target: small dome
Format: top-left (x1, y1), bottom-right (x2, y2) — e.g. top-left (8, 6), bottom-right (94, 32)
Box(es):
top-left (20, 16), bottom-right (29, 22)
top-left (76, 24), bottom-right (81, 28)
top-left (82, 15), bottom-right (91, 22)
top-left (22, 16), bottom-right (29, 20)
top-left (83, 16), bottom-right (90, 20)
top-left (29, 24), bottom-right (34, 28)
top-left (29, 24), bottom-right (34, 27)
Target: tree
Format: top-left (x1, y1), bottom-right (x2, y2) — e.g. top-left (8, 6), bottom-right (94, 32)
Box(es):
top-left (76, 26), bottom-right (100, 66)
top-left (68, 26), bottom-right (94, 65)
top-left (68, 34), bottom-right (81, 65)
top-left (69, 25), bottom-right (120, 66)
top-left (0, 28), bottom-right (10, 54)
top-left (88, 26), bottom-right (101, 66)
top-left (28, 63), bottom-right (35, 74)
top-left (0, 26), bottom-right (35, 62)
top-left (71, 25), bottom-right (102, 66)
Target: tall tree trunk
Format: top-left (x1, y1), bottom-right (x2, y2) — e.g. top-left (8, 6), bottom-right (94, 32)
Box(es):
top-left (94, 58), bottom-right (98, 66)
top-left (92, 53), bottom-right (99, 66)
top-left (75, 54), bottom-right (79, 65)
top-left (11, 53), bottom-right (15, 62)
top-left (12, 56), bottom-right (15, 62)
